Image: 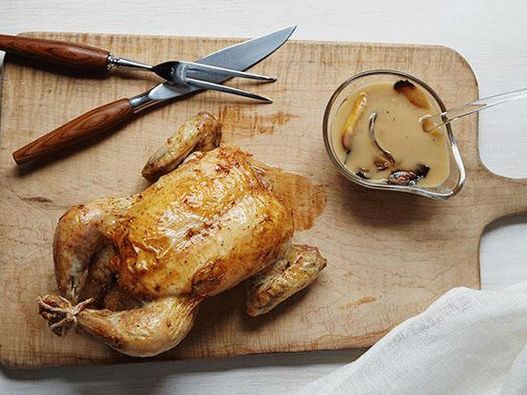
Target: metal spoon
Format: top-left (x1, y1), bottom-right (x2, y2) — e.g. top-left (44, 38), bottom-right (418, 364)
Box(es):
top-left (421, 87), bottom-right (527, 132)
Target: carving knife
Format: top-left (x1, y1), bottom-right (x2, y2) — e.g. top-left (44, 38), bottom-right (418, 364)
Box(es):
top-left (10, 26), bottom-right (296, 165)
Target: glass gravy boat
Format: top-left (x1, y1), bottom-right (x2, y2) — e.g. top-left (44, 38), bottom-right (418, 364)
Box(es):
top-left (323, 69), bottom-right (466, 200)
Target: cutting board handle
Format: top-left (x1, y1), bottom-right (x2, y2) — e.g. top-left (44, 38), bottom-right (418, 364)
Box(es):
top-left (12, 98), bottom-right (134, 165)
top-left (0, 34), bottom-right (110, 70)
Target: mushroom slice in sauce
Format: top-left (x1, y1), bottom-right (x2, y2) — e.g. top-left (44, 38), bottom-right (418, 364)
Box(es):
top-left (342, 92), bottom-right (367, 151)
top-left (387, 170), bottom-right (418, 186)
top-left (393, 80), bottom-right (431, 109)
top-left (355, 171), bottom-right (369, 179)
top-left (374, 156), bottom-right (391, 170)
top-left (394, 81), bottom-right (437, 137)
top-left (387, 164), bottom-right (430, 186)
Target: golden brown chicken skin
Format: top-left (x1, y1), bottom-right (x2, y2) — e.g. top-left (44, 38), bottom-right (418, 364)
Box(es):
top-left (38, 113), bottom-right (326, 357)
top-left (117, 146), bottom-right (295, 299)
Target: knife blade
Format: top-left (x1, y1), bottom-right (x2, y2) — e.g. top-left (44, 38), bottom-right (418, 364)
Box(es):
top-left (13, 26), bottom-right (296, 165)
top-left (139, 25), bottom-right (296, 105)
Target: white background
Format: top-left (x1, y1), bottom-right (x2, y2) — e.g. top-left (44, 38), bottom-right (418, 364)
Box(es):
top-left (2, 0), bottom-right (527, 393)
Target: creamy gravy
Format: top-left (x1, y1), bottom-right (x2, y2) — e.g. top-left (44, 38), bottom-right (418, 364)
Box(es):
top-left (331, 81), bottom-right (450, 187)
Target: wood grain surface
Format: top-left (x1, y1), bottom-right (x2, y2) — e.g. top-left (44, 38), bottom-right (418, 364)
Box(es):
top-left (0, 32), bottom-right (525, 369)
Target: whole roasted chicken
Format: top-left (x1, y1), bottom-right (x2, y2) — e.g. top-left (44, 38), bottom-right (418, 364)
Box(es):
top-left (38, 112), bottom-right (326, 357)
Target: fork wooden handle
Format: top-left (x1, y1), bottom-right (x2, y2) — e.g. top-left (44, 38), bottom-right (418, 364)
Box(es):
top-left (13, 98), bottom-right (134, 165)
top-left (0, 34), bottom-right (110, 70)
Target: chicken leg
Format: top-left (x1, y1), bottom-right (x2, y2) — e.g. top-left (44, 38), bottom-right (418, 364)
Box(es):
top-left (38, 294), bottom-right (199, 356)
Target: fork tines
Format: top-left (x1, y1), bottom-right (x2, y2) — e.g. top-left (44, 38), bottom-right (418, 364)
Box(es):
top-left (181, 61), bottom-right (276, 103)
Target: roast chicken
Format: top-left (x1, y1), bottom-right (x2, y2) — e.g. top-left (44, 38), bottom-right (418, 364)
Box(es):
top-left (38, 112), bottom-right (326, 357)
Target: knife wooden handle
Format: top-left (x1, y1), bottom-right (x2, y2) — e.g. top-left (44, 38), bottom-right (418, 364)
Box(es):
top-left (0, 34), bottom-right (110, 70)
top-left (13, 98), bottom-right (134, 165)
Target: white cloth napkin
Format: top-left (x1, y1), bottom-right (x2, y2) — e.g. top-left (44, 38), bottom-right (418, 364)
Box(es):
top-left (299, 281), bottom-right (527, 395)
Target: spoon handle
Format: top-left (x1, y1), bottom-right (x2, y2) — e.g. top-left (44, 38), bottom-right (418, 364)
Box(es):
top-left (424, 87), bottom-right (527, 131)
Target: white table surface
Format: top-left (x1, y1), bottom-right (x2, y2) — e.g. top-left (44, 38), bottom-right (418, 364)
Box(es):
top-left (2, 0), bottom-right (527, 393)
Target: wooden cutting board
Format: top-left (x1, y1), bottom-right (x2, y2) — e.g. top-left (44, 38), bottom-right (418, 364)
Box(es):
top-left (1, 32), bottom-right (526, 369)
